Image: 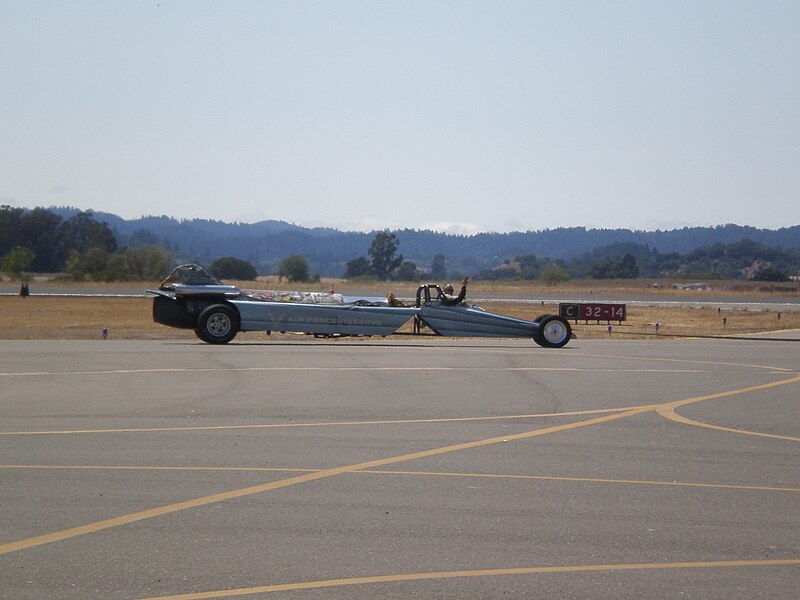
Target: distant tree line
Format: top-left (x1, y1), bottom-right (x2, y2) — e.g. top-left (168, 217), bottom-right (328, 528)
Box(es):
top-left (41, 207), bottom-right (800, 278)
top-left (200, 236), bottom-right (800, 285)
top-left (0, 205), bottom-right (172, 281)
top-left (475, 239), bottom-right (800, 283)
top-left (4, 206), bottom-right (800, 284)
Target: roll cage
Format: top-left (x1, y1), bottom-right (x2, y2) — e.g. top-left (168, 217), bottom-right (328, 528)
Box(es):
top-left (415, 284), bottom-right (447, 307)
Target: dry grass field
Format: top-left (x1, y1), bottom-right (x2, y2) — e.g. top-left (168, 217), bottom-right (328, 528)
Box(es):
top-left (1, 277), bottom-right (798, 341)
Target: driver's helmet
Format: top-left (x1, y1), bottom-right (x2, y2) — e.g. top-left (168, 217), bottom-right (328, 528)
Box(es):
top-left (443, 284), bottom-right (454, 294)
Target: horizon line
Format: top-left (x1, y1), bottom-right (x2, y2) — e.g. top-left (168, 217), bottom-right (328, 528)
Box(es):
top-left (6, 204), bottom-right (798, 237)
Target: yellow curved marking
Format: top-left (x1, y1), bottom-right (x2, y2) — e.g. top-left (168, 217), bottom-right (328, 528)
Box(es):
top-left (0, 405), bottom-right (651, 555)
top-left (656, 375), bottom-right (800, 442)
top-left (0, 406), bottom-right (642, 436)
top-left (136, 559), bottom-right (800, 599)
top-left (3, 377), bottom-right (798, 556)
top-left (6, 377), bottom-right (800, 554)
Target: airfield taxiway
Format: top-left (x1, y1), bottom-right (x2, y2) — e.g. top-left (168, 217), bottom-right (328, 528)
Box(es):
top-left (1, 338), bottom-right (798, 599)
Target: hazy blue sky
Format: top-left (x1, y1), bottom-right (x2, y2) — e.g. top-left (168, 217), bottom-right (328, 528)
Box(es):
top-left (2, 1), bottom-right (798, 234)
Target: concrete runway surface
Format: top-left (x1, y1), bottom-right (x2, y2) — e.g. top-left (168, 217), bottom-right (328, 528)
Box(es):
top-left (1, 338), bottom-right (798, 599)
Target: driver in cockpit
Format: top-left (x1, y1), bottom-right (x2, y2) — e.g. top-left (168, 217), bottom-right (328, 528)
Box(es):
top-left (441, 276), bottom-right (470, 306)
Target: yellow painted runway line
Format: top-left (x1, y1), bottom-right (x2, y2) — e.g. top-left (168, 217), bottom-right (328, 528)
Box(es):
top-left (0, 365), bottom-right (787, 378)
top-left (656, 416), bottom-right (800, 443)
top-left (3, 464), bottom-right (799, 494)
top-left (363, 470), bottom-right (800, 493)
top-left (570, 351), bottom-right (799, 373)
top-left (0, 406), bottom-right (644, 436)
top-left (656, 375), bottom-right (800, 442)
top-left (0, 464), bottom-right (317, 474)
top-left (3, 376), bottom-right (798, 556)
top-left (136, 558), bottom-right (800, 599)
top-left (0, 405), bottom-right (652, 555)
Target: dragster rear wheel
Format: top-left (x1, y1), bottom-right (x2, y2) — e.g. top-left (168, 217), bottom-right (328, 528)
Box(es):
top-left (534, 315), bottom-right (571, 348)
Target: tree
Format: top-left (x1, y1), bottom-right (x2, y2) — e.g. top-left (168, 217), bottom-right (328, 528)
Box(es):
top-left (616, 253), bottom-right (640, 279)
top-left (2, 206), bottom-right (66, 273)
top-left (0, 205), bottom-right (24, 257)
top-left (125, 246), bottom-right (174, 280)
top-left (393, 260), bottom-right (420, 281)
top-left (60, 211), bottom-right (117, 252)
top-left (19, 208), bottom-right (63, 272)
top-left (60, 245), bottom-right (172, 282)
top-left (57, 211), bottom-right (117, 271)
top-left (66, 247), bottom-right (113, 281)
top-left (209, 256), bottom-right (257, 280)
top-left (517, 254), bottom-right (542, 279)
top-left (368, 231), bottom-right (403, 281)
top-left (278, 255), bottom-right (310, 282)
top-left (129, 227), bottom-right (159, 246)
top-left (750, 266), bottom-right (789, 282)
top-left (518, 254), bottom-right (539, 271)
top-left (430, 254), bottom-right (447, 279)
top-left (1, 247), bottom-right (35, 280)
top-left (344, 256), bottom-right (371, 279)
top-left (587, 253), bottom-right (639, 279)
top-left (540, 265), bottom-right (570, 286)
top-left (587, 259), bottom-right (613, 279)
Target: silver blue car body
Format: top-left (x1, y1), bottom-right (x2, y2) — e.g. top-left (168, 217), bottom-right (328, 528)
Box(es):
top-left (149, 264), bottom-right (571, 347)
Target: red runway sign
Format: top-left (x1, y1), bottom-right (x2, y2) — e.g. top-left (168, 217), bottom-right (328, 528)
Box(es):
top-left (559, 303), bottom-right (626, 322)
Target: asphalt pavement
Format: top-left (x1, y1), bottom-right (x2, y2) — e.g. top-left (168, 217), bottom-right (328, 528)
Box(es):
top-left (1, 338), bottom-right (798, 599)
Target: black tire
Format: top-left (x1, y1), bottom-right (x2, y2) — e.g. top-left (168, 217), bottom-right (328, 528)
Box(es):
top-left (534, 315), bottom-right (572, 348)
top-left (196, 304), bottom-right (240, 344)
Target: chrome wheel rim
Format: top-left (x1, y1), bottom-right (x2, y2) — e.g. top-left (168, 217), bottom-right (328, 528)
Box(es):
top-left (542, 320), bottom-right (568, 345)
top-left (207, 313), bottom-right (232, 337)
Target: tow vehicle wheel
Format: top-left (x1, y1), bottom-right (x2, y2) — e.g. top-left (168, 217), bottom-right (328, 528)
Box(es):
top-left (534, 315), bottom-right (571, 348)
top-left (196, 304), bottom-right (239, 344)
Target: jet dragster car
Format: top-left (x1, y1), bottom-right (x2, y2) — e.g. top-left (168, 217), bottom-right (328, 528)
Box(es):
top-left (149, 264), bottom-right (573, 348)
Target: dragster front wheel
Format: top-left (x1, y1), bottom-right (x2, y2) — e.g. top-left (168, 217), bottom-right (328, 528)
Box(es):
top-left (534, 315), bottom-right (572, 348)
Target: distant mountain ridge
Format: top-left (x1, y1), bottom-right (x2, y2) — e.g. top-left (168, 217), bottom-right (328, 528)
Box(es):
top-left (42, 207), bottom-right (800, 277)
